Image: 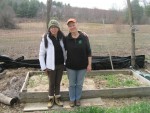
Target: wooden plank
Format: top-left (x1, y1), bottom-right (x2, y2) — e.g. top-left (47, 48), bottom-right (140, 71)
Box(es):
top-left (20, 87), bottom-right (150, 103)
top-left (26, 70), bottom-right (131, 76)
top-left (132, 70), bottom-right (150, 85)
top-left (20, 91), bottom-right (69, 103)
top-left (82, 87), bottom-right (150, 98)
top-left (87, 70), bottom-right (131, 76)
top-left (20, 71), bottom-right (30, 92)
top-left (145, 69), bottom-right (150, 73)
top-left (23, 97), bottom-right (104, 112)
top-left (24, 102), bottom-right (48, 112)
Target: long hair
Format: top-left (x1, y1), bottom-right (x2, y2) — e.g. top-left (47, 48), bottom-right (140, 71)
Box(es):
top-left (44, 30), bottom-right (65, 48)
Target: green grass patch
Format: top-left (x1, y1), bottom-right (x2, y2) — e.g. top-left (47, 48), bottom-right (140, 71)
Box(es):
top-left (89, 74), bottom-right (140, 88)
top-left (51, 102), bottom-right (150, 113)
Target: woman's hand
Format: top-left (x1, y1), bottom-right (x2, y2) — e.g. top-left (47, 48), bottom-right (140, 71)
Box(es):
top-left (44, 68), bottom-right (49, 75)
top-left (87, 64), bottom-right (92, 72)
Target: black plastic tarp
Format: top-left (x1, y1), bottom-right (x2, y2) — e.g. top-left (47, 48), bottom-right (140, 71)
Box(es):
top-left (92, 55), bottom-right (145, 70)
top-left (0, 55), bottom-right (145, 72)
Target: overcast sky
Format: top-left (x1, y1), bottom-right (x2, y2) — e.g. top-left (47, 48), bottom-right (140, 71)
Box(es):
top-left (39, 0), bottom-right (128, 10)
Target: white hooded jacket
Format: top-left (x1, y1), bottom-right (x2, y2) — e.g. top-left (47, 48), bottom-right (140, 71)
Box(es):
top-left (39, 34), bottom-right (66, 70)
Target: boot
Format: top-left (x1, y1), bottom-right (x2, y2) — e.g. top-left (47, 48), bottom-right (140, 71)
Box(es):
top-left (54, 95), bottom-right (63, 107)
top-left (69, 101), bottom-right (75, 107)
top-left (76, 100), bottom-right (81, 106)
top-left (47, 96), bottom-right (54, 108)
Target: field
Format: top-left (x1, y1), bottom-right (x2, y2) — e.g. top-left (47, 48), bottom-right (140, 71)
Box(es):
top-left (0, 20), bottom-right (150, 112)
top-left (0, 20), bottom-right (150, 60)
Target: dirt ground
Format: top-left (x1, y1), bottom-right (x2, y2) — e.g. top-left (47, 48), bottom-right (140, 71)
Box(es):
top-left (0, 68), bottom-right (39, 113)
top-left (27, 72), bottom-right (146, 92)
top-left (27, 73), bottom-right (96, 92)
top-left (0, 68), bottom-right (150, 113)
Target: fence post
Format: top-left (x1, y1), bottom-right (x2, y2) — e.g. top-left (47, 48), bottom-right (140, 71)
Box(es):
top-left (127, 0), bottom-right (136, 68)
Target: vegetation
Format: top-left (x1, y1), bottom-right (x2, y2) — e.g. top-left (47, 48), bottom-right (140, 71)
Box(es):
top-left (0, 1), bottom-right (17, 29)
top-left (28, 72), bottom-right (142, 90)
top-left (145, 5), bottom-right (150, 17)
top-left (0, 0), bottom-right (150, 29)
top-left (0, 0), bottom-right (150, 25)
top-left (50, 101), bottom-right (150, 113)
top-left (3, 0), bottom-right (42, 18)
top-left (131, 0), bottom-right (144, 24)
top-left (89, 74), bottom-right (141, 88)
top-left (28, 73), bottom-right (48, 88)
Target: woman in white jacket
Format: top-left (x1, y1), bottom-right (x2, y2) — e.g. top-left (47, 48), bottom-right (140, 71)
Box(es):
top-left (39, 19), bottom-right (66, 108)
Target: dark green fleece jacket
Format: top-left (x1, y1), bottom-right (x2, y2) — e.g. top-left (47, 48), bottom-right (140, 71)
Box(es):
top-left (64, 31), bottom-right (92, 70)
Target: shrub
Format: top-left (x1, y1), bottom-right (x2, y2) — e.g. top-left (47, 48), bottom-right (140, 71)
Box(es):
top-left (0, 5), bottom-right (17, 29)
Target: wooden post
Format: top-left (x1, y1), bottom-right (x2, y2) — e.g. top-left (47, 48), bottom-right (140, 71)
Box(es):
top-left (127, 0), bottom-right (136, 68)
top-left (46, 0), bottom-right (52, 29)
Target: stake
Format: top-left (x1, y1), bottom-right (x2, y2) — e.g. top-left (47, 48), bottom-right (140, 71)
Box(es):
top-left (103, 19), bottom-right (114, 70)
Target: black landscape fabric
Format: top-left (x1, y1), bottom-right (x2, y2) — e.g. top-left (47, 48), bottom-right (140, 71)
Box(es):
top-left (0, 55), bottom-right (145, 71)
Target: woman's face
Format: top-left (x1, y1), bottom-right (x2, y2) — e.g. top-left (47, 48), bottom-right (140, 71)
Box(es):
top-left (49, 26), bottom-right (59, 36)
top-left (67, 22), bottom-right (77, 33)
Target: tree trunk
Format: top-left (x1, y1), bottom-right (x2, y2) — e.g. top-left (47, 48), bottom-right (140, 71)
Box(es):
top-left (47, 0), bottom-right (52, 29)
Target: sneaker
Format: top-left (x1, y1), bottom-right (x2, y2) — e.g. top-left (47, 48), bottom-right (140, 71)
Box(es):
top-left (47, 96), bottom-right (54, 108)
top-left (69, 101), bottom-right (75, 107)
top-left (76, 100), bottom-right (81, 106)
top-left (55, 95), bottom-right (63, 107)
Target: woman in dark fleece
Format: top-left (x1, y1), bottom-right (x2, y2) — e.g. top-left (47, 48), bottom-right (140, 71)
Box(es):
top-left (65, 18), bottom-right (92, 107)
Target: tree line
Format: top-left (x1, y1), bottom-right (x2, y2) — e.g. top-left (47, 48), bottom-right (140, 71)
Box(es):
top-left (0, 0), bottom-right (150, 29)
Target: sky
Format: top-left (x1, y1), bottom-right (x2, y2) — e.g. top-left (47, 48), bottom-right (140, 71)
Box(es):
top-left (39, 0), bottom-right (128, 10)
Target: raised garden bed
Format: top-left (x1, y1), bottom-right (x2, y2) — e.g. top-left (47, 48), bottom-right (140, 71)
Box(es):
top-left (27, 73), bottom-right (96, 92)
top-left (20, 70), bottom-right (150, 103)
top-left (27, 73), bottom-right (147, 92)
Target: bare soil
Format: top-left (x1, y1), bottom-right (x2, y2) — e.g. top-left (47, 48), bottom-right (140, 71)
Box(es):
top-left (27, 73), bottom-right (148, 92)
top-left (0, 68), bottom-right (39, 113)
top-left (27, 74), bottom-right (96, 92)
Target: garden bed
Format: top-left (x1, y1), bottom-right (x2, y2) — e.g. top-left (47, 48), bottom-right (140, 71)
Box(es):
top-left (20, 70), bottom-right (150, 103)
top-left (27, 73), bottom-right (96, 92)
top-left (27, 72), bottom-right (147, 92)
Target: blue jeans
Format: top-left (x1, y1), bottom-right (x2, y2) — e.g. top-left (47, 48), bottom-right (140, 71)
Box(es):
top-left (66, 68), bottom-right (86, 101)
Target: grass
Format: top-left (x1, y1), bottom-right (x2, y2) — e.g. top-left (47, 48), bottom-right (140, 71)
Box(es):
top-left (28, 73), bottom-right (142, 89)
top-left (104, 74), bottom-right (140, 88)
top-left (50, 101), bottom-right (150, 113)
top-left (89, 74), bottom-right (141, 88)
top-left (28, 73), bottom-right (48, 88)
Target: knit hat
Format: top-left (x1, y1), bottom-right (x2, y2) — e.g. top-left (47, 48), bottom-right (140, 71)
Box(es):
top-left (48, 19), bottom-right (60, 29)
